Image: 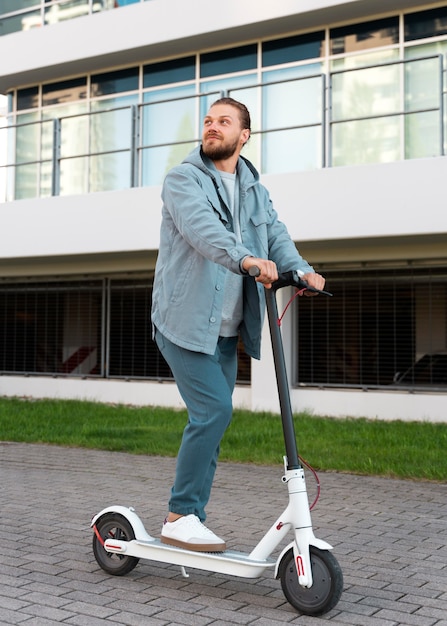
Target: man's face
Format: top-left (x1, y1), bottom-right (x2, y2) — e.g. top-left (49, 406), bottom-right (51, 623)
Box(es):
top-left (202, 104), bottom-right (249, 161)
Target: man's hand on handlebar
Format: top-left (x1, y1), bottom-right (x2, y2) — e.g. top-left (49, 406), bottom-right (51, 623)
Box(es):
top-left (242, 257), bottom-right (278, 289)
top-left (300, 272), bottom-right (326, 296)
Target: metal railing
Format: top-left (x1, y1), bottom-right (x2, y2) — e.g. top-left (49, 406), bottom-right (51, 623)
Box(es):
top-left (0, 55), bottom-right (444, 202)
top-left (0, 0), bottom-right (147, 37)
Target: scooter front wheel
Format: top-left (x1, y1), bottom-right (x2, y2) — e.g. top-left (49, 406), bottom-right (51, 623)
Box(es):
top-left (92, 512), bottom-right (139, 576)
top-left (279, 546), bottom-right (343, 616)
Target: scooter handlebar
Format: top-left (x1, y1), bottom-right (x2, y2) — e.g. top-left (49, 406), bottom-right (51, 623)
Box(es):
top-left (248, 266), bottom-right (333, 296)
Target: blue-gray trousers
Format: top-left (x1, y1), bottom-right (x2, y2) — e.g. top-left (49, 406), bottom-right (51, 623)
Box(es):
top-left (155, 328), bottom-right (239, 522)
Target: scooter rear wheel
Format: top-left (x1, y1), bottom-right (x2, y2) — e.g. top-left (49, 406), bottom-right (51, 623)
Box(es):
top-left (279, 546), bottom-right (343, 615)
top-left (92, 512), bottom-right (139, 576)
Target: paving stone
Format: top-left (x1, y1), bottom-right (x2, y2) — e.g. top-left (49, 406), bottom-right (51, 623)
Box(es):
top-left (1, 442), bottom-right (446, 625)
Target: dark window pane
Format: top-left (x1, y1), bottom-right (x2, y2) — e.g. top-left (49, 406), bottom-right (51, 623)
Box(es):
top-left (143, 56), bottom-right (195, 88)
top-left (108, 280), bottom-right (171, 379)
top-left (17, 86), bottom-right (39, 110)
top-left (42, 77), bottom-right (87, 106)
top-left (200, 44), bottom-right (257, 78)
top-left (330, 17), bottom-right (399, 55)
top-left (405, 6), bottom-right (447, 41)
top-left (262, 32), bottom-right (325, 67)
top-left (91, 67), bottom-right (139, 97)
top-left (0, 281), bottom-right (102, 376)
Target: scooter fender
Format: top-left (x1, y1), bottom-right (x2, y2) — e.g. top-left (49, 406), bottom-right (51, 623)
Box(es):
top-left (91, 505), bottom-right (154, 541)
top-left (274, 537), bottom-right (333, 587)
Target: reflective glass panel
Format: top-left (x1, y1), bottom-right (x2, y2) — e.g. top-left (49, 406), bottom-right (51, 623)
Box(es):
top-left (141, 143), bottom-right (196, 187)
top-left (0, 9), bottom-right (41, 34)
top-left (143, 57), bottom-right (195, 88)
top-left (262, 74), bottom-right (323, 130)
top-left (331, 116), bottom-right (401, 166)
top-left (405, 41), bottom-right (447, 154)
top-left (142, 86), bottom-right (197, 186)
top-left (15, 112), bottom-right (40, 164)
top-left (0, 0), bottom-right (40, 10)
top-left (262, 126), bottom-right (322, 174)
top-left (331, 62), bottom-right (401, 122)
top-left (330, 17), bottom-right (399, 55)
top-left (405, 111), bottom-right (441, 158)
top-left (59, 156), bottom-right (87, 195)
top-left (39, 159), bottom-right (53, 198)
top-left (200, 44), bottom-right (257, 78)
top-left (404, 55), bottom-right (441, 112)
top-left (42, 78), bottom-right (87, 106)
top-left (91, 95), bottom-right (136, 153)
top-left (262, 31), bottom-right (325, 66)
top-left (405, 6), bottom-right (447, 42)
top-left (42, 103), bottom-right (88, 161)
top-left (115, 0), bottom-right (140, 5)
top-left (91, 68), bottom-right (139, 97)
top-left (14, 163), bottom-right (39, 199)
top-left (89, 152), bottom-right (131, 192)
top-left (17, 86), bottom-right (39, 111)
top-left (45, 0), bottom-right (90, 25)
top-left (260, 70), bottom-right (323, 173)
top-left (142, 86), bottom-right (196, 146)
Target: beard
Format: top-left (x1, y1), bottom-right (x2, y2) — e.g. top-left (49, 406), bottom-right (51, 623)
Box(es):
top-left (202, 135), bottom-right (240, 161)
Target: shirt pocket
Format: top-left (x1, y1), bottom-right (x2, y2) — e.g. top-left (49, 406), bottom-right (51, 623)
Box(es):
top-left (249, 210), bottom-right (269, 255)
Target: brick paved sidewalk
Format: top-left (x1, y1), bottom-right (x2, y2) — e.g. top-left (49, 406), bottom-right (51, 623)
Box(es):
top-left (1, 442), bottom-right (446, 625)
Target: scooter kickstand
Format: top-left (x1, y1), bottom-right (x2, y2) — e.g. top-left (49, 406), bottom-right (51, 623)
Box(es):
top-left (180, 566), bottom-right (190, 578)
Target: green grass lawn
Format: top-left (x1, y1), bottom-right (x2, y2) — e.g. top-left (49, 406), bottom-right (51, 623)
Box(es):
top-left (0, 396), bottom-right (445, 482)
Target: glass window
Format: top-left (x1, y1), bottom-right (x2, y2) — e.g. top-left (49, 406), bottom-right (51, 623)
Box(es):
top-left (405, 41), bottom-right (447, 154)
top-left (17, 86), bottom-right (39, 111)
top-left (0, 9), bottom-right (41, 34)
top-left (0, 281), bottom-right (103, 376)
top-left (260, 72), bottom-right (324, 173)
top-left (262, 31), bottom-right (325, 67)
top-left (42, 77), bottom-right (87, 106)
top-left (200, 44), bottom-right (257, 78)
top-left (0, 0), bottom-right (40, 10)
top-left (91, 95), bottom-right (136, 152)
top-left (143, 56), bottom-right (195, 88)
top-left (295, 267), bottom-right (447, 389)
top-left (141, 86), bottom-right (197, 186)
top-left (405, 6), bottom-right (447, 42)
top-left (44, 0), bottom-right (90, 25)
top-left (330, 17), bottom-right (399, 55)
top-left (91, 67), bottom-right (139, 97)
top-left (89, 151), bottom-right (131, 192)
top-left (59, 157), bottom-right (88, 195)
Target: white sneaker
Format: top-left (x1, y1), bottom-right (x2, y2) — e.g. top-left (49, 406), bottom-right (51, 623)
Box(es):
top-left (161, 514), bottom-right (226, 552)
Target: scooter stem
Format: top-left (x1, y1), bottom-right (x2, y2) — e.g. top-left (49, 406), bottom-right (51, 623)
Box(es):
top-left (265, 286), bottom-right (300, 469)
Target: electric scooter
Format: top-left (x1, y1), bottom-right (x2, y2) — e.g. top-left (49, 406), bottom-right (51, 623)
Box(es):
top-left (91, 270), bottom-right (343, 616)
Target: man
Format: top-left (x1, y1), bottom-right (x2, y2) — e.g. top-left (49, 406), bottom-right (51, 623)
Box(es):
top-left (151, 97), bottom-right (325, 552)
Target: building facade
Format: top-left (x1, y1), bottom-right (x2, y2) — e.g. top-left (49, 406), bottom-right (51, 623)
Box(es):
top-left (0, 0), bottom-right (446, 421)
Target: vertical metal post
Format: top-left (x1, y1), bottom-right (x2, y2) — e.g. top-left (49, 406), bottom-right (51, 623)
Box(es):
top-left (51, 118), bottom-right (61, 196)
top-left (130, 104), bottom-right (139, 188)
top-left (439, 54), bottom-right (445, 156)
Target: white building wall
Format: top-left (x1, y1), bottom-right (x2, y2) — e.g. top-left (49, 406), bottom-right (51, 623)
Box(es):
top-left (1, 157), bottom-right (446, 262)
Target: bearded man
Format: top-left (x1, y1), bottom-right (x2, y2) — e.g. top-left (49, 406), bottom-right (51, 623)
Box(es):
top-left (151, 97), bottom-right (325, 552)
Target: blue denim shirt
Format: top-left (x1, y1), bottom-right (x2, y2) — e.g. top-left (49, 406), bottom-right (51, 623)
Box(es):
top-left (151, 146), bottom-right (313, 359)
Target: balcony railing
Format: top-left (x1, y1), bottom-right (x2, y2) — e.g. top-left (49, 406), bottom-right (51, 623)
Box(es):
top-left (0, 55), bottom-right (445, 202)
top-left (0, 0), bottom-right (147, 37)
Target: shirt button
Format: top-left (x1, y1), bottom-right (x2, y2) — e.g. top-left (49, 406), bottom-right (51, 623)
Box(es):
top-left (210, 317), bottom-right (216, 323)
